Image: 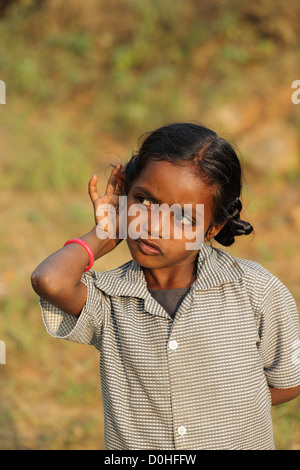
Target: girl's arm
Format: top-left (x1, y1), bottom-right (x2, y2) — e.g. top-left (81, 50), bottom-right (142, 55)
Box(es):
top-left (269, 385), bottom-right (300, 406)
top-left (31, 164), bottom-right (126, 316)
top-left (31, 227), bottom-right (113, 316)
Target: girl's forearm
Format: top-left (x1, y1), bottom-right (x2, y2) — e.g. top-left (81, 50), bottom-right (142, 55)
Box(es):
top-left (269, 385), bottom-right (300, 406)
top-left (32, 227), bottom-right (103, 286)
top-left (31, 227), bottom-right (113, 315)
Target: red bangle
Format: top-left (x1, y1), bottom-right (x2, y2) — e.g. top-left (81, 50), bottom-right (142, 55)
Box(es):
top-left (64, 238), bottom-right (94, 272)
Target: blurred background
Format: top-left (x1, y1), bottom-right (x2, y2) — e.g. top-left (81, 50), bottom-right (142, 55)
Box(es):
top-left (0, 0), bottom-right (299, 450)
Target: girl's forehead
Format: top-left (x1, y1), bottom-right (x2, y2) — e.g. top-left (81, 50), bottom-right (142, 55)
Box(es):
top-left (136, 160), bottom-right (194, 181)
top-left (131, 160), bottom-right (214, 205)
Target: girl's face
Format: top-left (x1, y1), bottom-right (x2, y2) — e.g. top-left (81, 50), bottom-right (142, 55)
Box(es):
top-left (125, 161), bottom-right (222, 273)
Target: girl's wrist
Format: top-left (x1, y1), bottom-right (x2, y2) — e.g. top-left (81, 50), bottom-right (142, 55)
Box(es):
top-left (80, 226), bottom-right (118, 261)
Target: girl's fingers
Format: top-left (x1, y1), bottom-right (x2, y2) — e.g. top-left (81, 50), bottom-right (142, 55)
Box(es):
top-left (116, 169), bottom-right (127, 195)
top-left (105, 163), bottom-right (122, 196)
top-left (89, 164), bottom-right (125, 205)
top-left (88, 174), bottom-right (100, 204)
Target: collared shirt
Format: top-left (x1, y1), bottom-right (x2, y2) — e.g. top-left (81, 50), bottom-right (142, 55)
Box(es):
top-left (40, 243), bottom-right (300, 450)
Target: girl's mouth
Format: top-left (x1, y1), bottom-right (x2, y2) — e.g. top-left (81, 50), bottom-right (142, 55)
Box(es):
top-left (137, 238), bottom-right (162, 255)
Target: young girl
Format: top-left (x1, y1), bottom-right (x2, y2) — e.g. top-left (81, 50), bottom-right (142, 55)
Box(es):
top-left (31, 122), bottom-right (300, 450)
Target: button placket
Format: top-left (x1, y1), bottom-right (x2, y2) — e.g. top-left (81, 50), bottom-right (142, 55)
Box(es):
top-left (168, 334), bottom-right (187, 447)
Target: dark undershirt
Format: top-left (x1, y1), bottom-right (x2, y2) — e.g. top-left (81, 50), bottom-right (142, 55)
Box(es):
top-left (148, 287), bottom-right (190, 319)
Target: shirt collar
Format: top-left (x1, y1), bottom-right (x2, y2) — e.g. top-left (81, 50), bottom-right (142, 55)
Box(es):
top-left (92, 243), bottom-right (245, 299)
top-left (192, 243), bottom-right (245, 290)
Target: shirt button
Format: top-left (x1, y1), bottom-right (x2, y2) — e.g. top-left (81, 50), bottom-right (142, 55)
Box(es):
top-left (169, 340), bottom-right (178, 351)
top-left (177, 425), bottom-right (187, 436)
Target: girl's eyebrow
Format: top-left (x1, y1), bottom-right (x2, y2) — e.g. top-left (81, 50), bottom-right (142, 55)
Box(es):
top-left (133, 186), bottom-right (162, 204)
top-left (133, 186), bottom-right (201, 217)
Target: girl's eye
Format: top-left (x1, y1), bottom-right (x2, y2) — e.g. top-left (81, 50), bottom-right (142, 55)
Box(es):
top-left (175, 213), bottom-right (193, 226)
top-left (135, 196), bottom-right (152, 207)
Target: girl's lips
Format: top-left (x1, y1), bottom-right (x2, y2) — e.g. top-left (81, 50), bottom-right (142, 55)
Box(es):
top-left (137, 238), bottom-right (162, 255)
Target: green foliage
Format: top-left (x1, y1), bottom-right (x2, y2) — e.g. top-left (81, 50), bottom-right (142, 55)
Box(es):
top-left (1, 0), bottom-right (299, 191)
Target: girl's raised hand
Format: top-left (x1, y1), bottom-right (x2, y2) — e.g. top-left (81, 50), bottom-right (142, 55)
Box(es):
top-left (88, 163), bottom-right (127, 249)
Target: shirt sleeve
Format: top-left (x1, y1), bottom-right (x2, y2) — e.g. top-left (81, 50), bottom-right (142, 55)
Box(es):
top-left (39, 270), bottom-right (107, 351)
top-left (257, 274), bottom-right (300, 389)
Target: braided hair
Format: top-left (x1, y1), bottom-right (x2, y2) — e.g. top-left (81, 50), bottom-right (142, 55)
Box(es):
top-left (125, 122), bottom-right (253, 247)
top-left (214, 197), bottom-right (253, 247)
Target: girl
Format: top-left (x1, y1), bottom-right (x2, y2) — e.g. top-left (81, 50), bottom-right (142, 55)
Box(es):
top-left (31, 122), bottom-right (300, 450)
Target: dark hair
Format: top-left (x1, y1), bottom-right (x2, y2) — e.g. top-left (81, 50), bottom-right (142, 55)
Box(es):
top-left (125, 122), bottom-right (253, 247)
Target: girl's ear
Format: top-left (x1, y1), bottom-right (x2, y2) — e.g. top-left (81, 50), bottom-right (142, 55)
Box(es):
top-left (206, 223), bottom-right (224, 241)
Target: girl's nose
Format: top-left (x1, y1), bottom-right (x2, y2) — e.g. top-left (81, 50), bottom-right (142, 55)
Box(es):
top-left (147, 205), bottom-right (172, 239)
top-left (147, 207), bottom-right (160, 239)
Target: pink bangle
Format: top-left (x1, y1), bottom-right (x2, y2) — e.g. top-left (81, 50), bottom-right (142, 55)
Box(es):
top-left (64, 238), bottom-right (94, 272)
